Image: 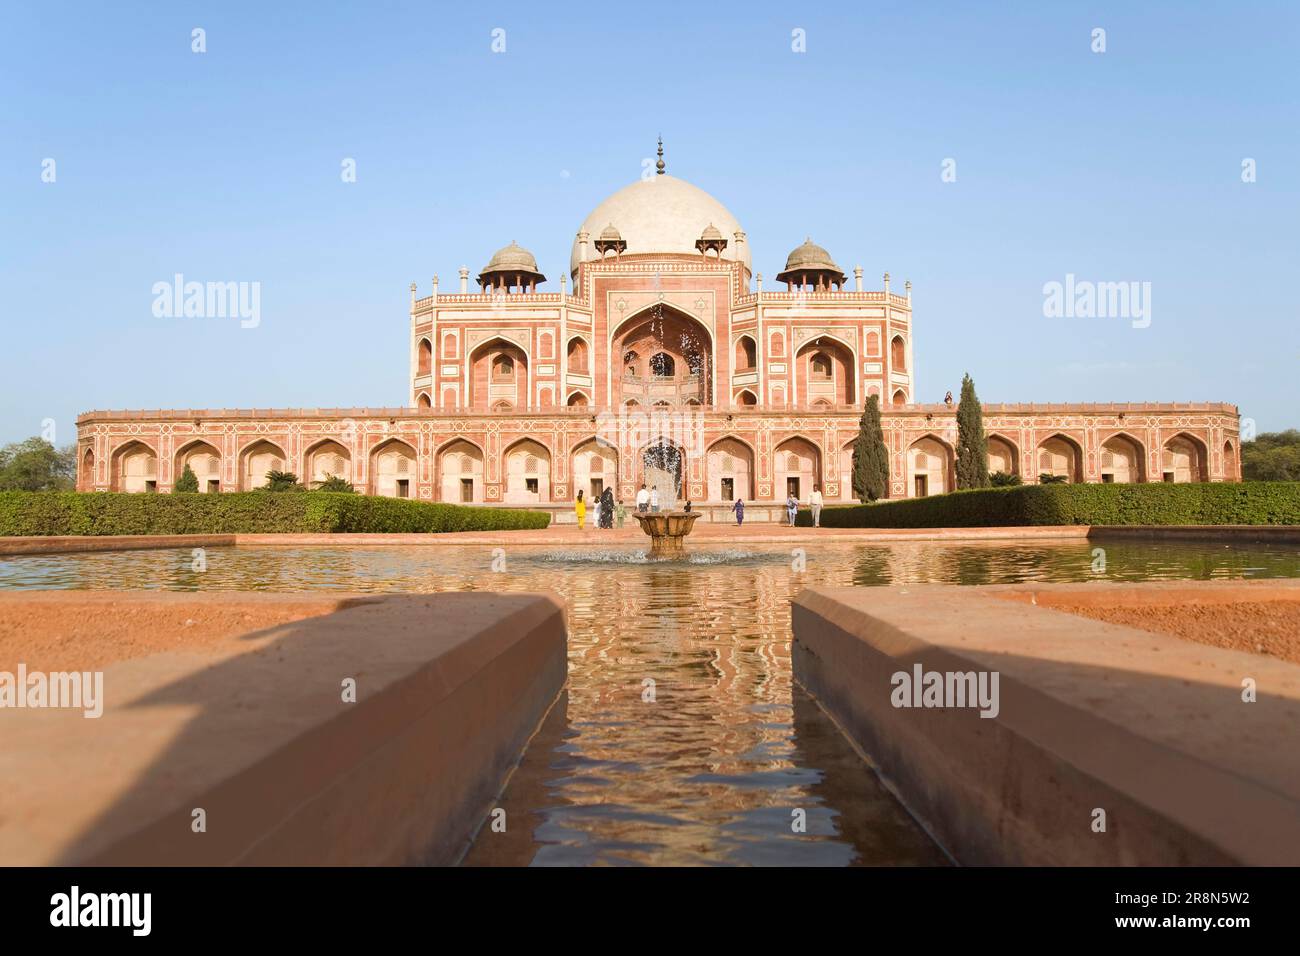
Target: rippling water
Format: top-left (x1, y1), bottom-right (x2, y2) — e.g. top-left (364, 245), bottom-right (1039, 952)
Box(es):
top-left (3, 539), bottom-right (1298, 865)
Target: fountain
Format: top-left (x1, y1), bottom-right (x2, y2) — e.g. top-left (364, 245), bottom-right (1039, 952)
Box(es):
top-left (631, 509), bottom-right (702, 556)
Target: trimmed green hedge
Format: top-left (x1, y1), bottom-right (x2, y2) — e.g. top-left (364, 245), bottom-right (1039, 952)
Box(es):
top-left (0, 491), bottom-right (551, 536)
top-left (797, 482), bottom-right (1300, 528)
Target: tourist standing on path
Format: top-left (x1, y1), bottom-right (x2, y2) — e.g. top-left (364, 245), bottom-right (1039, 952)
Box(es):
top-left (600, 488), bottom-right (615, 529)
top-left (786, 491), bottom-right (799, 526)
top-left (649, 486), bottom-right (660, 513)
top-left (575, 489), bottom-right (586, 530)
top-left (733, 498), bottom-right (745, 526)
top-left (636, 483), bottom-right (649, 513)
top-left (810, 485), bottom-right (824, 527)
top-left (615, 499), bottom-right (627, 528)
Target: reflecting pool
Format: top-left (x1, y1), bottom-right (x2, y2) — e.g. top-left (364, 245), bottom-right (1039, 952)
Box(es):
top-left (3, 539), bottom-right (1297, 865)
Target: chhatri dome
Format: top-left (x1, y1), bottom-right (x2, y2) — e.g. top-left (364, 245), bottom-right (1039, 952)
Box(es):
top-left (570, 140), bottom-right (750, 276)
top-left (478, 240), bottom-right (546, 291)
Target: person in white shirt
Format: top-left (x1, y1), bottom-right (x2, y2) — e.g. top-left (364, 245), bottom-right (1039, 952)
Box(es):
top-left (636, 484), bottom-right (650, 513)
top-left (810, 485), bottom-right (824, 527)
top-left (649, 486), bottom-right (660, 512)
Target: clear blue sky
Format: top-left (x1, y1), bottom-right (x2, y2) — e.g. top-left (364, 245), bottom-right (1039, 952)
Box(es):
top-left (2, 0), bottom-right (1297, 445)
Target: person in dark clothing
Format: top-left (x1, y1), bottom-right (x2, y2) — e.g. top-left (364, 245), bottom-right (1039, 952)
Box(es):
top-left (599, 487), bottom-right (615, 529)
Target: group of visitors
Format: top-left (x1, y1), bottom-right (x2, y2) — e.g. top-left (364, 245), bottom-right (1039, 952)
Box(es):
top-left (573, 487), bottom-right (627, 530)
top-left (575, 482), bottom-right (826, 529)
top-left (782, 485), bottom-right (824, 527)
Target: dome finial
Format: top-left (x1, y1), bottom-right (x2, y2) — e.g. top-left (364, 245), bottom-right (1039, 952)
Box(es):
top-left (656, 135), bottom-right (665, 175)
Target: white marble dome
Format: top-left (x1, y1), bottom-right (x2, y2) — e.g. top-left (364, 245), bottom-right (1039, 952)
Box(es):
top-left (570, 174), bottom-right (749, 276)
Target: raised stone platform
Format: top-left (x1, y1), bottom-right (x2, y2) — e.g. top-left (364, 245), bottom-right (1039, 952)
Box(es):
top-left (791, 580), bottom-right (1300, 865)
top-left (0, 591), bottom-right (567, 865)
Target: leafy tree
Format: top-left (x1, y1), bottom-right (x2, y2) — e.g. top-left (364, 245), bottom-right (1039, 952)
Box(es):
top-left (173, 464), bottom-right (199, 492)
top-left (0, 437), bottom-right (76, 491)
top-left (989, 471), bottom-right (1022, 487)
top-left (852, 394), bottom-right (891, 502)
top-left (1242, 430), bottom-right (1300, 481)
top-left (315, 475), bottom-right (356, 493)
top-left (262, 470), bottom-right (305, 492)
top-left (955, 373), bottom-right (989, 489)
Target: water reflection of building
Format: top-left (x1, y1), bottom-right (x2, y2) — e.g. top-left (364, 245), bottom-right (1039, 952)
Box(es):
top-left (77, 144), bottom-right (1241, 516)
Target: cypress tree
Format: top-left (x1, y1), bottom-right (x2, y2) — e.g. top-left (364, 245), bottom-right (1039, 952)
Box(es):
top-left (852, 394), bottom-right (890, 502)
top-left (955, 372), bottom-right (989, 489)
top-left (173, 463), bottom-right (199, 492)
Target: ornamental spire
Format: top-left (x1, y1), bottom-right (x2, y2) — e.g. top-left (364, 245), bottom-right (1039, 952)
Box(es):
top-left (656, 135), bottom-right (665, 175)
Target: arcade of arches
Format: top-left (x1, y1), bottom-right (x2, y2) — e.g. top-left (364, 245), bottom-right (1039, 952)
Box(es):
top-left (90, 419), bottom-right (1239, 506)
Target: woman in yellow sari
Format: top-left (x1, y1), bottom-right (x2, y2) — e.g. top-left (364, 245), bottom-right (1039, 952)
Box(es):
top-left (575, 489), bottom-right (586, 529)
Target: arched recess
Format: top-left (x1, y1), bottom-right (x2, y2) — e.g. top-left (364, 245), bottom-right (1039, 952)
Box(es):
top-left (1099, 433), bottom-right (1145, 483)
top-left (438, 439), bottom-right (484, 503)
top-left (987, 434), bottom-right (1019, 479)
top-left (796, 335), bottom-right (856, 406)
top-left (774, 435), bottom-right (822, 501)
top-left (572, 438), bottom-right (618, 501)
top-left (612, 305), bottom-right (714, 407)
top-left (734, 335), bottom-right (757, 371)
top-left (890, 335), bottom-right (907, 372)
top-left (735, 389), bottom-right (757, 407)
top-left (865, 330), bottom-right (880, 357)
top-left (80, 446), bottom-right (96, 490)
top-left (368, 438), bottom-right (417, 498)
top-left (566, 337), bottom-right (589, 373)
top-left (837, 439), bottom-right (857, 502)
top-left (175, 439), bottom-right (222, 493)
top-left (1222, 439), bottom-right (1238, 481)
top-left (417, 392), bottom-right (432, 410)
top-left (304, 439), bottom-right (352, 488)
top-left (566, 391), bottom-right (589, 407)
top-left (238, 439), bottom-right (287, 491)
top-left (417, 338), bottom-right (433, 376)
top-left (891, 389), bottom-right (907, 406)
top-left (111, 440), bottom-right (158, 493)
top-left (469, 337), bottom-right (528, 411)
top-left (1162, 433), bottom-right (1208, 483)
top-left (503, 438), bottom-right (552, 504)
top-left (707, 437), bottom-right (754, 502)
top-left (907, 434), bottom-right (954, 498)
top-left (1036, 434), bottom-right (1083, 483)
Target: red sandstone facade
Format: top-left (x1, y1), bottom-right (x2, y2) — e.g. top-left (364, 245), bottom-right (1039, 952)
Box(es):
top-left (75, 168), bottom-right (1241, 517)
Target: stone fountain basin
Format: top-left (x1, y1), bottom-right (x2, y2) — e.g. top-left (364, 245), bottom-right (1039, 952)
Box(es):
top-left (631, 511), bottom-right (702, 554)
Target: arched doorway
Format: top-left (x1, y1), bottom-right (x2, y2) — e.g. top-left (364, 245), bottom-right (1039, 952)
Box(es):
top-left (572, 438), bottom-right (617, 502)
top-left (1037, 435), bottom-right (1082, 483)
top-left (1100, 434), bottom-right (1144, 483)
top-left (614, 305), bottom-right (713, 407)
top-left (987, 435), bottom-right (1019, 480)
top-left (503, 439), bottom-right (551, 504)
top-left (469, 338), bottom-right (528, 410)
top-left (176, 440), bottom-right (223, 493)
top-left (907, 436), bottom-right (952, 497)
top-left (1162, 434), bottom-right (1207, 482)
top-left (438, 440), bottom-right (484, 502)
top-left (641, 439), bottom-right (684, 505)
top-left (707, 437), bottom-right (754, 502)
top-left (239, 440), bottom-right (286, 491)
top-left (774, 436), bottom-right (821, 500)
top-left (369, 439), bottom-right (416, 498)
top-left (111, 441), bottom-right (158, 493)
top-left (305, 440), bottom-right (352, 488)
top-left (796, 337), bottom-right (855, 406)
